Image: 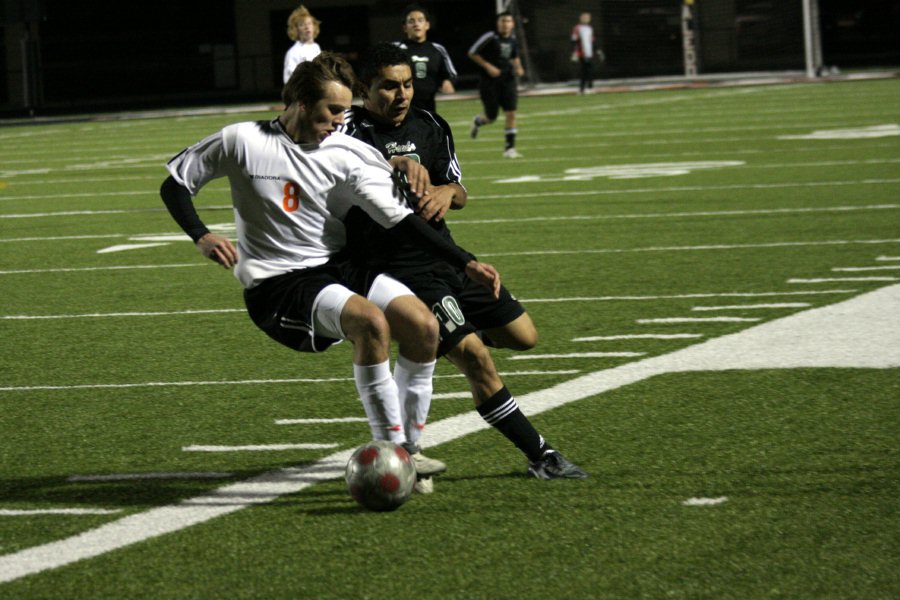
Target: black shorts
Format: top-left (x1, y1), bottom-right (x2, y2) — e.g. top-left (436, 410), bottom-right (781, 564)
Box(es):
top-left (243, 265), bottom-right (345, 353)
top-left (479, 76), bottom-right (518, 121)
top-left (348, 262), bottom-right (525, 357)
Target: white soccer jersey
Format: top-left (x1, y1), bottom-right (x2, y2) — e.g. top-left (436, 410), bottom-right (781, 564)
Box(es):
top-left (167, 121), bottom-right (412, 289)
top-left (283, 41), bottom-right (322, 83)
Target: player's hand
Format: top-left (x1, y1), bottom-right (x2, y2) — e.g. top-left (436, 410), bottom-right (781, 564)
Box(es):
top-left (197, 233), bottom-right (238, 269)
top-left (465, 260), bottom-right (501, 299)
top-left (486, 64), bottom-right (502, 79)
top-left (390, 156), bottom-right (431, 199)
top-left (417, 185), bottom-right (455, 222)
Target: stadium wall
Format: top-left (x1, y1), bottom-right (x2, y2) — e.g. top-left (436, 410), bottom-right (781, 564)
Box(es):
top-left (0, 0), bottom-right (898, 116)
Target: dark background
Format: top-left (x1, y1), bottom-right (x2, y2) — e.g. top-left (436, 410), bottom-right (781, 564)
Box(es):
top-left (1, 0), bottom-right (898, 116)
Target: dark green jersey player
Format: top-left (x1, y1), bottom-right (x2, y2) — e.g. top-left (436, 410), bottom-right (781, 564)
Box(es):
top-left (342, 43), bottom-right (587, 482)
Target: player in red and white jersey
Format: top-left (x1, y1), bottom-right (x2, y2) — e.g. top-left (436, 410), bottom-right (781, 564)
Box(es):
top-left (160, 53), bottom-right (499, 479)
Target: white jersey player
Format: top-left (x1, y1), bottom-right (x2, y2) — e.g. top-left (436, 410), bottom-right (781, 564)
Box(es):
top-left (282, 5), bottom-right (322, 84)
top-left (160, 53), bottom-right (500, 483)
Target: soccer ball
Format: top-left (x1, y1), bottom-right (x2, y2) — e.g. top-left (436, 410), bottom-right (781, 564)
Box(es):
top-left (345, 440), bottom-right (417, 512)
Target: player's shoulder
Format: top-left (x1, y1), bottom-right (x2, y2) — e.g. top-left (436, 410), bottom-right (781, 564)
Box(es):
top-left (410, 107), bottom-right (451, 133)
top-left (321, 131), bottom-right (386, 161)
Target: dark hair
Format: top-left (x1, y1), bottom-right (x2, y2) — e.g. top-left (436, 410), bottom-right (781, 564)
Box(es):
top-left (497, 11), bottom-right (513, 19)
top-left (282, 51), bottom-right (357, 107)
top-left (403, 3), bottom-right (430, 22)
top-left (356, 42), bottom-right (413, 90)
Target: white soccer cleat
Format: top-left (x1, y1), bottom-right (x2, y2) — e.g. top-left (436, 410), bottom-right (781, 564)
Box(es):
top-left (414, 476), bottom-right (435, 494)
top-left (503, 148), bottom-right (523, 159)
top-left (410, 451), bottom-right (447, 477)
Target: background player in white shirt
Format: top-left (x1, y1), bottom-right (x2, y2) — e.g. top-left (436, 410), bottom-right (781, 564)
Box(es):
top-left (283, 4), bottom-right (322, 84)
top-left (160, 52), bottom-right (499, 480)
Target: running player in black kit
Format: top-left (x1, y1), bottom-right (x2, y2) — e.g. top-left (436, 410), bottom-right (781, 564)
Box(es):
top-left (342, 43), bottom-right (587, 486)
top-left (468, 11), bottom-right (525, 158)
top-left (393, 3), bottom-right (457, 113)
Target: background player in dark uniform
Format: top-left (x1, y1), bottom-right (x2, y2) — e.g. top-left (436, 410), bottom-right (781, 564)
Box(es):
top-left (468, 11), bottom-right (525, 158)
top-left (394, 3), bottom-right (457, 113)
top-left (342, 43), bottom-right (587, 484)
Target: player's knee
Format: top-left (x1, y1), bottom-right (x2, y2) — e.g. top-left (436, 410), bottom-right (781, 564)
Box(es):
top-left (346, 301), bottom-right (391, 347)
top-left (508, 327), bottom-right (538, 351)
top-left (457, 337), bottom-right (497, 379)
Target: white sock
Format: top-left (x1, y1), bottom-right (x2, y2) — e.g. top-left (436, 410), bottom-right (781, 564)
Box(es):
top-left (353, 361), bottom-right (405, 445)
top-left (394, 354), bottom-right (436, 450)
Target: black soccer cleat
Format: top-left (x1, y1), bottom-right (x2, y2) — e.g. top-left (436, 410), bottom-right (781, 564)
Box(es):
top-left (470, 117), bottom-right (480, 139)
top-left (527, 450), bottom-right (588, 480)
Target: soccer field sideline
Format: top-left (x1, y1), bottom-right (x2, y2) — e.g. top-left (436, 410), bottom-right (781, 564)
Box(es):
top-left (2, 282), bottom-right (897, 584)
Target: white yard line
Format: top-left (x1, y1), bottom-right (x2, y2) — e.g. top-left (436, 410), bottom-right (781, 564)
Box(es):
top-left (691, 303), bottom-right (810, 311)
top-left (182, 444), bottom-right (339, 453)
top-left (876, 256), bottom-right (900, 261)
top-left (0, 509), bottom-right (123, 517)
top-left (68, 473), bottom-right (233, 482)
top-left (638, 317), bottom-right (762, 323)
top-left (0, 290), bottom-right (859, 321)
top-left (0, 371), bottom-right (578, 393)
top-left (274, 418), bottom-right (368, 425)
top-left (0, 283), bottom-right (897, 583)
top-left (508, 352), bottom-right (645, 360)
top-left (832, 266), bottom-right (900, 272)
top-left (789, 277), bottom-right (899, 283)
top-left (573, 334), bottom-right (703, 341)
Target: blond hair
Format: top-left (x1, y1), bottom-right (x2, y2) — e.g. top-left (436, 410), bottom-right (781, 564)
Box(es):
top-left (286, 5), bottom-right (321, 41)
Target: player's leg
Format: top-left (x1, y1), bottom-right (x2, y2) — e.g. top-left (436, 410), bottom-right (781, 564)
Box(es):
top-left (501, 81), bottom-right (521, 158)
top-left (444, 333), bottom-right (586, 479)
top-left (365, 274), bottom-right (445, 484)
top-left (481, 311), bottom-right (538, 351)
top-left (312, 285), bottom-right (408, 446)
top-left (472, 80), bottom-right (499, 138)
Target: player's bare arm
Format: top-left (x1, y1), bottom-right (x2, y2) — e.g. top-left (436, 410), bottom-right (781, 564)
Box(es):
top-left (469, 53), bottom-right (501, 78)
top-left (417, 183), bottom-right (466, 222)
top-left (512, 57), bottom-right (525, 77)
top-left (465, 260), bottom-right (501, 300)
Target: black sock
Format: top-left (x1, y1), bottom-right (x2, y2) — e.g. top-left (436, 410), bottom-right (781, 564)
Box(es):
top-left (477, 386), bottom-right (550, 462)
top-left (504, 128), bottom-right (517, 150)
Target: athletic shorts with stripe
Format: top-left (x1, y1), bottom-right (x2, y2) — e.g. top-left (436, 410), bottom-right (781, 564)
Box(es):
top-left (344, 261), bottom-right (525, 357)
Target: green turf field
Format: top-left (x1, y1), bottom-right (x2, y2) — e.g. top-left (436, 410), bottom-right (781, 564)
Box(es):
top-left (1, 78), bottom-right (899, 598)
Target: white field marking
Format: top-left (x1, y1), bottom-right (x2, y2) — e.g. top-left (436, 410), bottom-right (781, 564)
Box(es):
top-left (1, 284), bottom-right (897, 583)
top-left (691, 303), bottom-right (810, 311)
top-left (432, 392), bottom-right (472, 400)
top-left (0, 234), bottom-right (125, 243)
top-left (876, 256), bottom-right (900, 261)
top-left (1, 308), bottom-right (243, 320)
top-left (0, 509), bottom-right (124, 517)
top-left (777, 124), bottom-right (900, 139)
top-left (274, 417), bottom-right (368, 425)
top-left (0, 190), bottom-right (158, 202)
top-left (789, 277), bottom-right (900, 283)
top-left (469, 179), bottom-right (900, 202)
top-left (479, 239), bottom-right (900, 259)
top-left (68, 473), bottom-right (233, 483)
top-left (523, 290), bottom-right (856, 303)
top-left (0, 292), bottom-right (857, 323)
top-left (573, 334), bottom-right (703, 341)
top-left (450, 204), bottom-right (899, 226)
top-left (683, 497), bottom-right (728, 507)
top-left (0, 264), bottom-right (198, 276)
top-left (508, 352), bottom-right (645, 360)
top-left (0, 371), bottom-right (578, 393)
top-left (638, 317), bottom-right (762, 323)
top-left (463, 157), bottom-right (900, 182)
top-left (833, 265), bottom-right (900, 272)
top-left (182, 444), bottom-right (339, 453)
top-left (496, 161), bottom-right (745, 182)
top-left (96, 243), bottom-right (170, 254)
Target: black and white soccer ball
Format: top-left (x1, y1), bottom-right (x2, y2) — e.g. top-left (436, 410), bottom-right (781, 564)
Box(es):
top-left (345, 440), bottom-right (417, 511)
